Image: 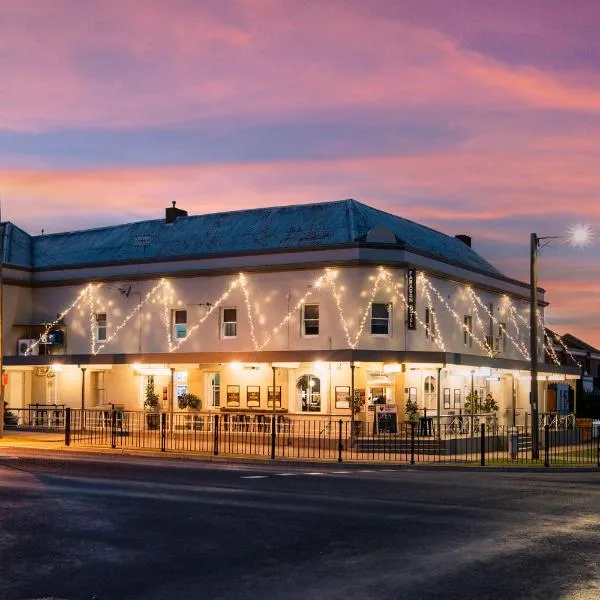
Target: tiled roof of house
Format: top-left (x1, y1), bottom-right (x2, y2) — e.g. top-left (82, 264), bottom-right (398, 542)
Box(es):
top-left (1, 199), bottom-right (503, 277)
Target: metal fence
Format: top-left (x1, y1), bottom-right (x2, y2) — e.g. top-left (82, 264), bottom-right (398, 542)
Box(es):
top-left (53, 408), bottom-right (600, 467)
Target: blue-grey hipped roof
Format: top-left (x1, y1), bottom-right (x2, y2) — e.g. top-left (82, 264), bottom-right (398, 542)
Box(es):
top-left (1, 199), bottom-right (503, 277)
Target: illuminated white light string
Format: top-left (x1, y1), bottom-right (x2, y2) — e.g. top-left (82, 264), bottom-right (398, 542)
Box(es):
top-left (419, 276), bottom-right (491, 355)
top-left (255, 275), bottom-right (325, 351)
top-left (466, 288), bottom-right (495, 356)
top-left (327, 267), bottom-right (387, 349)
top-left (170, 279), bottom-right (240, 352)
top-left (238, 273), bottom-right (260, 351)
top-left (468, 289), bottom-right (530, 360)
top-left (94, 279), bottom-right (167, 354)
top-left (502, 297), bottom-right (530, 358)
top-left (24, 285), bottom-right (94, 356)
top-left (386, 275), bottom-right (445, 352)
top-left (418, 274), bottom-right (446, 351)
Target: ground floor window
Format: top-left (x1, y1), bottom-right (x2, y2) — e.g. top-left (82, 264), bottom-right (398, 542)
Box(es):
top-left (297, 374), bottom-right (321, 412)
top-left (206, 372), bottom-right (221, 408)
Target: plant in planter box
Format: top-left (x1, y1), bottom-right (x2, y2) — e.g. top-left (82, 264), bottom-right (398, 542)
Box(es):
top-left (177, 393), bottom-right (201, 411)
top-left (3, 401), bottom-right (18, 427)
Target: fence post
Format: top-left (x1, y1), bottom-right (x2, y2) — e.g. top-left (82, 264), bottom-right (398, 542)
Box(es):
top-left (64, 407), bottom-right (71, 447)
top-left (480, 423), bottom-right (485, 466)
top-left (337, 419), bottom-right (343, 463)
top-left (271, 415), bottom-right (276, 460)
top-left (544, 424), bottom-right (550, 467)
top-left (410, 421), bottom-right (415, 465)
top-left (597, 425), bottom-right (600, 468)
top-left (111, 409), bottom-right (117, 449)
top-left (213, 415), bottom-right (219, 455)
top-left (161, 412), bottom-right (167, 452)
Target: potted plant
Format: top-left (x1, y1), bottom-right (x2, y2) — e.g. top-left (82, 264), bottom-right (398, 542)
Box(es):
top-left (405, 397), bottom-right (419, 422)
top-left (144, 377), bottom-right (160, 430)
top-left (349, 390), bottom-right (365, 436)
top-left (177, 393), bottom-right (201, 411)
top-left (464, 391), bottom-right (480, 415)
top-left (481, 393), bottom-right (499, 413)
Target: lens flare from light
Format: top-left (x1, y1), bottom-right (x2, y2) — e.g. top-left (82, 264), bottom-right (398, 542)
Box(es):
top-left (567, 224), bottom-right (593, 247)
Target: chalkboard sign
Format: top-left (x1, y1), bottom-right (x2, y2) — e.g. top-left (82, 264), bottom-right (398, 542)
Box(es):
top-left (247, 386), bottom-right (260, 408)
top-left (227, 385), bottom-right (240, 407)
top-left (375, 405), bottom-right (398, 434)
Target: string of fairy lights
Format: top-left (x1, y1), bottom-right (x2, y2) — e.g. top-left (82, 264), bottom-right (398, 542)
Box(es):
top-left (22, 267), bottom-right (576, 366)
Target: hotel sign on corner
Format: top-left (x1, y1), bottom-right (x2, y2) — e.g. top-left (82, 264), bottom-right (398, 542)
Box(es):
top-left (407, 269), bottom-right (417, 330)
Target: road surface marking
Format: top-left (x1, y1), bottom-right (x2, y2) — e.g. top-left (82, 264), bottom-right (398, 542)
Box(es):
top-left (275, 473), bottom-right (297, 477)
top-left (240, 475), bottom-right (269, 479)
top-left (305, 472), bottom-right (326, 476)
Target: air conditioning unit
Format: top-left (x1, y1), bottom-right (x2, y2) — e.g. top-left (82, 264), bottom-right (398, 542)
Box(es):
top-left (18, 339), bottom-right (38, 356)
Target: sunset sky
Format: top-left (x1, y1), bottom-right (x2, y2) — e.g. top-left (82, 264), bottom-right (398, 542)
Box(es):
top-left (2, 0), bottom-right (599, 344)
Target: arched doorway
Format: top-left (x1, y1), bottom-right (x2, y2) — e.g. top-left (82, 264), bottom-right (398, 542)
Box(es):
top-left (297, 374), bottom-right (321, 412)
top-left (423, 375), bottom-right (437, 410)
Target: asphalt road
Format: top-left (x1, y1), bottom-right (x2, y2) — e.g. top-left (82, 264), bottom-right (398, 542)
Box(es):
top-left (1, 451), bottom-right (600, 600)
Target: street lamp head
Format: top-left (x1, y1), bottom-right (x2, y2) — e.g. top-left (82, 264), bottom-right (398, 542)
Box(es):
top-left (566, 224), bottom-right (593, 248)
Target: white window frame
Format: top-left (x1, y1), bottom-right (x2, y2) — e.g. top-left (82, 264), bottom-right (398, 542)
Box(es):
top-left (95, 312), bottom-right (107, 342)
top-left (425, 307), bottom-right (436, 342)
top-left (498, 323), bottom-right (507, 353)
top-left (221, 307), bottom-right (237, 339)
top-left (172, 309), bottom-right (187, 340)
top-left (371, 303), bottom-right (391, 337)
top-left (302, 303), bottom-right (320, 337)
top-left (464, 315), bottom-right (473, 347)
top-left (206, 372), bottom-right (221, 408)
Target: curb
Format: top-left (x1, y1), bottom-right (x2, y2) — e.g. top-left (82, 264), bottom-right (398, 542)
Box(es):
top-left (1, 442), bottom-right (600, 473)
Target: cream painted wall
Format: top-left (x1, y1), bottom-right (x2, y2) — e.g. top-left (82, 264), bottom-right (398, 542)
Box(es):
top-left (15, 266), bottom-right (536, 360)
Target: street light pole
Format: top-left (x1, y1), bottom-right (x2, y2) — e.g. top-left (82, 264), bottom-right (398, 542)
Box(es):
top-left (530, 233), bottom-right (540, 459)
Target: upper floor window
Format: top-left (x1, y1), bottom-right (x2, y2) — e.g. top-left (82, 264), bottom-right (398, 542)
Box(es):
top-left (302, 304), bottom-right (319, 336)
top-left (221, 308), bottom-right (237, 338)
top-left (498, 323), bottom-right (507, 353)
top-left (425, 307), bottom-right (436, 341)
top-left (173, 310), bottom-right (187, 340)
top-left (464, 315), bottom-right (473, 347)
top-left (95, 313), bottom-right (107, 341)
top-left (371, 303), bottom-right (391, 336)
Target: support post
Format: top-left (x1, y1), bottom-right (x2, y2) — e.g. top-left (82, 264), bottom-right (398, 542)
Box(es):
top-left (213, 415), bottom-right (219, 455)
top-left (64, 407), bottom-right (71, 446)
top-left (480, 423), bottom-right (485, 466)
top-left (436, 366), bottom-right (442, 441)
top-left (410, 421), bottom-right (415, 465)
top-left (161, 412), bottom-right (166, 452)
top-left (111, 409), bottom-right (117, 449)
top-left (544, 424), bottom-right (550, 467)
top-left (80, 366), bottom-right (86, 433)
top-left (271, 365), bottom-right (277, 460)
top-left (338, 419), bottom-right (343, 463)
top-left (0, 200), bottom-right (4, 439)
top-left (350, 361), bottom-right (355, 438)
top-left (530, 232), bottom-right (540, 459)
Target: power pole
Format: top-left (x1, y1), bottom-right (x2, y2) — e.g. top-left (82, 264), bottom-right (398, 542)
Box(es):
top-left (530, 233), bottom-right (539, 459)
top-left (0, 200), bottom-right (4, 438)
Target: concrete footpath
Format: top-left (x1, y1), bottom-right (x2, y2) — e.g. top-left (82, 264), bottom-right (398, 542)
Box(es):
top-left (1, 430), bottom-right (600, 472)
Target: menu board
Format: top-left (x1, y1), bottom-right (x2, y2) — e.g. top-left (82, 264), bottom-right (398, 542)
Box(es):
top-left (247, 386), bottom-right (261, 408)
top-left (335, 386), bottom-right (350, 409)
top-left (267, 386), bottom-right (282, 408)
top-left (227, 385), bottom-right (240, 407)
top-left (376, 404), bottom-right (398, 434)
